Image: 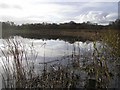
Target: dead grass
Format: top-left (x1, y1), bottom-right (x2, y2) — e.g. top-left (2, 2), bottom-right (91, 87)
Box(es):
top-left (0, 32), bottom-right (119, 89)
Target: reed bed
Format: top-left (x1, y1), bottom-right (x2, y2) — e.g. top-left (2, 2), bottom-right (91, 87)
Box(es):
top-left (0, 30), bottom-right (120, 89)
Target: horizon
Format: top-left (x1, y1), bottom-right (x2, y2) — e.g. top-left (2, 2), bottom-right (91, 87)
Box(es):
top-left (1, 20), bottom-right (117, 26)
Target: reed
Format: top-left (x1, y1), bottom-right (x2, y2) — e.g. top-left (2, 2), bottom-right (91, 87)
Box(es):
top-left (0, 31), bottom-right (119, 89)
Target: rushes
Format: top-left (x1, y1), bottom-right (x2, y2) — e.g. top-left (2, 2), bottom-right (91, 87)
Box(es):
top-left (1, 38), bottom-right (38, 88)
top-left (0, 38), bottom-right (82, 89)
top-left (0, 33), bottom-right (119, 89)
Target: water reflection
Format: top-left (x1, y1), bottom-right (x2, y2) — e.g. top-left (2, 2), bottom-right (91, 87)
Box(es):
top-left (0, 36), bottom-right (101, 62)
top-left (0, 36), bottom-right (102, 89)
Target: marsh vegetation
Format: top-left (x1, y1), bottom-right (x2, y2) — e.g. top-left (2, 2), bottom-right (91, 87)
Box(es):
top-left (0, 19), bottom-right (120, 89)
top-left (0, 30), bottom-right (119, 89)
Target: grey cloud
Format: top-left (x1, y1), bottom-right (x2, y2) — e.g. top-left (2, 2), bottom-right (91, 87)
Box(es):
top-left (0, 3), bottom-right (10, 9)
top-left (0, 3), bottom-right (22, 9)
top-left (0, 2), bottom-right (118, 25)
top-left (106, 13), bottom-right (118, 20)
top-left (13, 5), bottom-right (22, 9)
top-left (75, 11), bottom-right (117, 25)
top-left (0, 15), bottom-right (47, 25)
top-left (0, 16), bottom-right (15, 21)
top-left (34, 2), bottom-right (86, 8)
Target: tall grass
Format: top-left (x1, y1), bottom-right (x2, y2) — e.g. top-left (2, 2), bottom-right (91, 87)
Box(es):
top-left (101, 30), bottom-right (120, 87)
top-left (0, 38), bottom-right (82, 89)
top-left (102, 30), bottom-right (120, 58)
top-left (1, 38), bottom-right (39, 88)
top-left (0, 30), bottom-right (119, 89)
top-left (83, 30), bottom-right (120, 88)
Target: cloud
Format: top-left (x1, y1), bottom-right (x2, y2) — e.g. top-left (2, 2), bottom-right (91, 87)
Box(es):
top-left (0, 3), bottom-right (22, 9)
top-left (0, 3), bottom-right (10, 9)
top-left (0, 1), bottom-right (118, 25)
top-left (13, 5), bottom-right (22, 9)
top-left (106, 13), bottom-right (118, 20)
top-left (31, 0), bottom-right (120, 2)
top-left (75, 11), bottom-right (117, 25)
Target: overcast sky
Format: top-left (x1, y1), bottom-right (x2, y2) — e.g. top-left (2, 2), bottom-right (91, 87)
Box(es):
top-left (0, 0), bottom-right (119, 25)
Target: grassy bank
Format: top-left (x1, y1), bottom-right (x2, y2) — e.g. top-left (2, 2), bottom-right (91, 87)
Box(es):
top-left (2, 29), bottom-right (103, 42)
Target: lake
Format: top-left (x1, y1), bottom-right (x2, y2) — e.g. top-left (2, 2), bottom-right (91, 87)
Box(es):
top-left (0, 36), bottom-right (101, 62)
top-left (0, 36), bottom-right (119, 89)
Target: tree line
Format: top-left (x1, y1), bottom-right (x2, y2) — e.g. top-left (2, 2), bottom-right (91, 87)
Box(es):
top-left (1, 19), bottom-right (120, 31)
